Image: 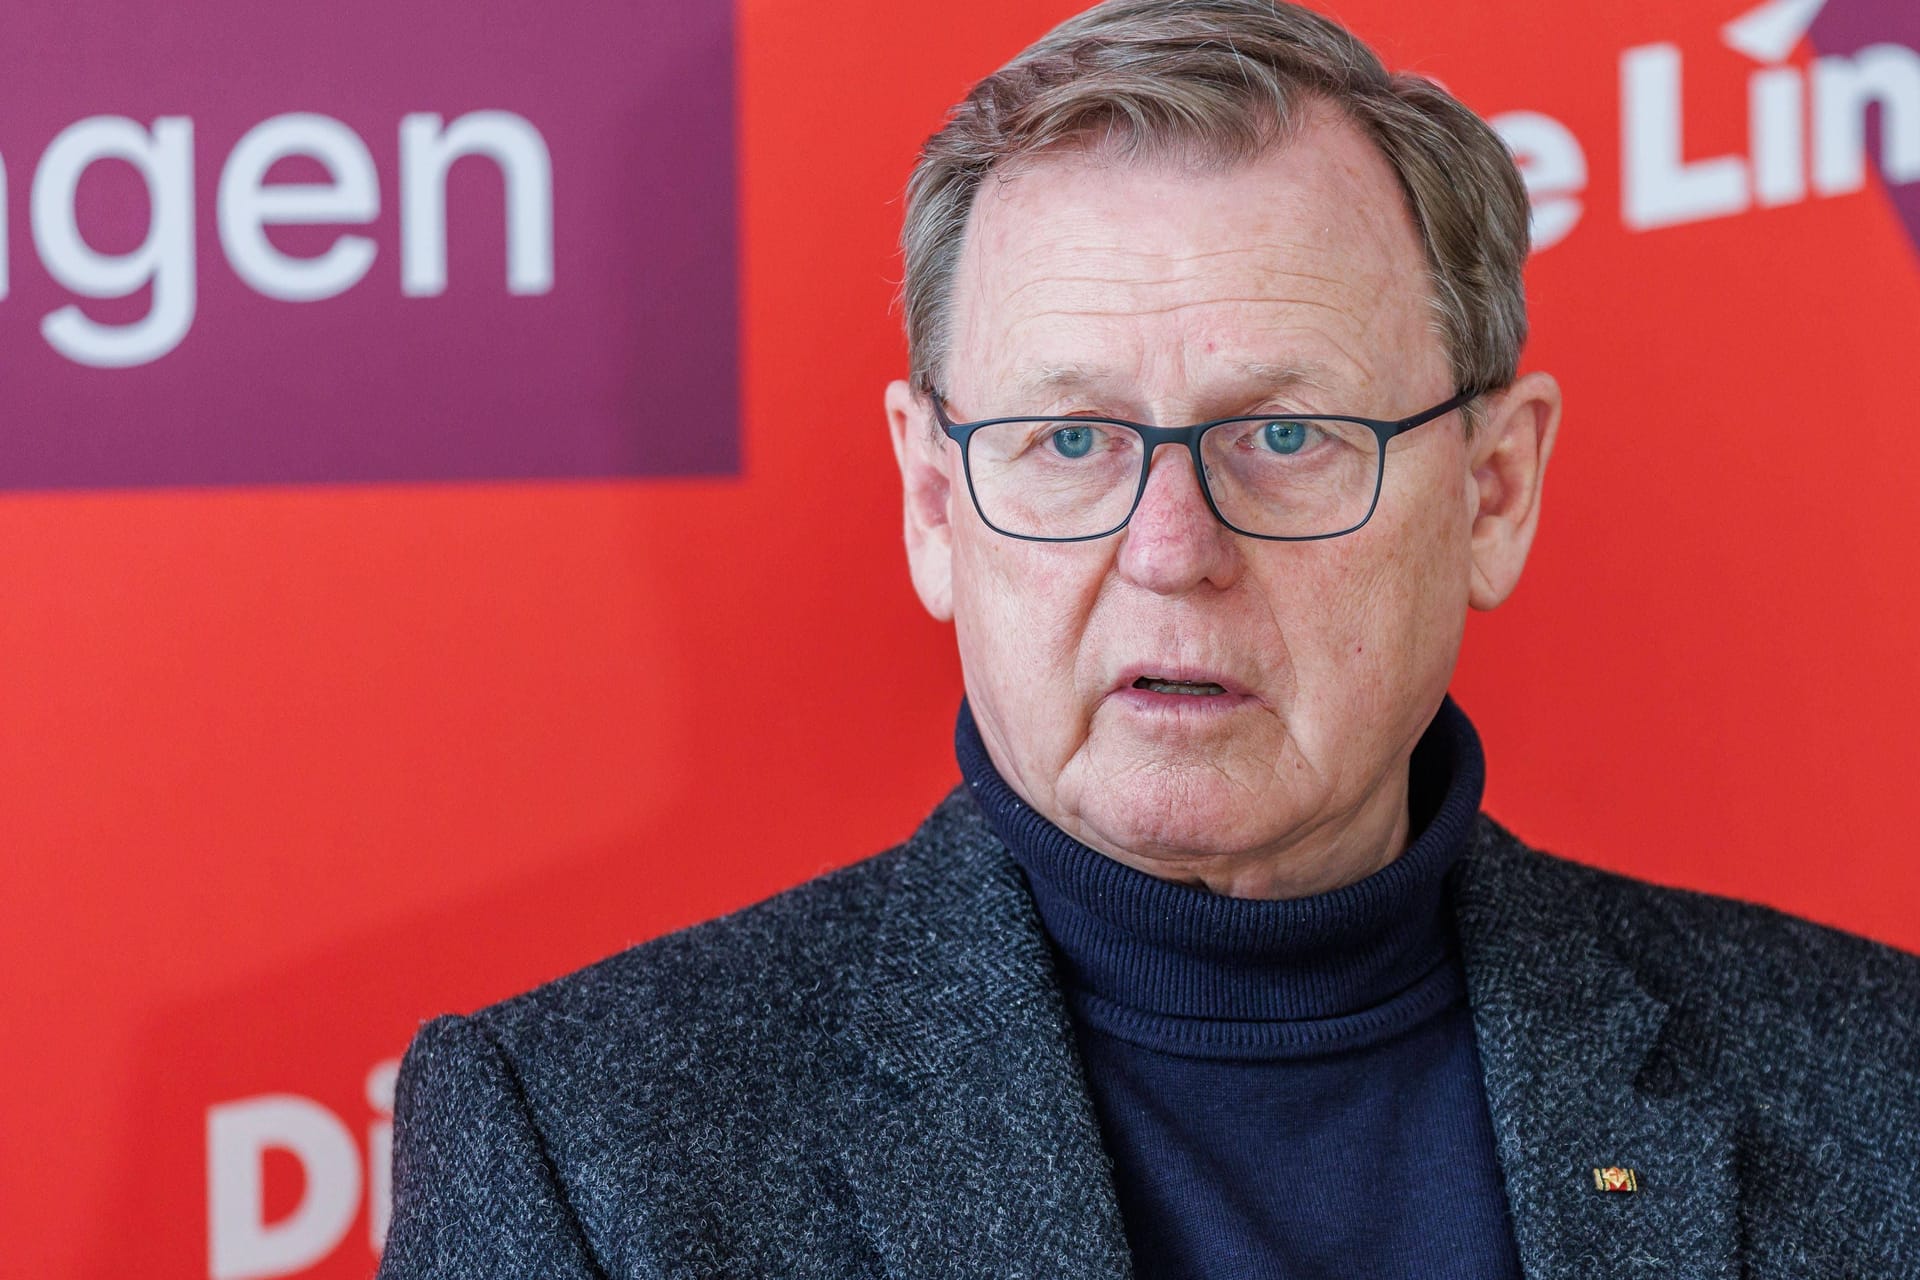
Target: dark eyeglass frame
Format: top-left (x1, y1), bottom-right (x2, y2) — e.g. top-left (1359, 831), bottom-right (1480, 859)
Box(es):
top-left (925, 386), bottom-right (1480, 543)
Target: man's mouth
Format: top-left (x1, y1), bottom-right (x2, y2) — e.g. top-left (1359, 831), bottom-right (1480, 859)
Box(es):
top-left (1132, 676), bottom-right (1229, 696)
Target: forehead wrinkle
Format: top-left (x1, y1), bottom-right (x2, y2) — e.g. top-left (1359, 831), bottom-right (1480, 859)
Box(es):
top-left (980, 252), bottom-right (1390, 370)
top-left (989, 299), bottom-right (1379, 399)
top-left (988, 243), bottom-right (1381, 311)
top-left (1000, 293), bottom-right (1367, 331)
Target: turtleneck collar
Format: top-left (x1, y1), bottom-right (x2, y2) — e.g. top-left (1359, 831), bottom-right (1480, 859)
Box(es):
top-left (955, 696), bottom-right (1485, 1044)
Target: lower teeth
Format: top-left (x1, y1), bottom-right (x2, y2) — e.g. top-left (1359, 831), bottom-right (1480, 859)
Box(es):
top-left (1141, 680), bottom-right (1224, 695)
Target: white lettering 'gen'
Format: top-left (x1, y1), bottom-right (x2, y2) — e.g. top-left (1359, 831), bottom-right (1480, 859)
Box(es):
top-left (32, 116), bottom-right (197, 368)
top-left (0, 110), bottom-right (554, 368)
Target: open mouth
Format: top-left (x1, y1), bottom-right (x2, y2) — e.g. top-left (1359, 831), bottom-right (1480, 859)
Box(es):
top-left (1132, 676), bottom-right (1228, 696)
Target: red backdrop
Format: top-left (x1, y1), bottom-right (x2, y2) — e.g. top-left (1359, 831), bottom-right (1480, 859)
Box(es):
top-left (5, 0), bottom-right (1917, 1276)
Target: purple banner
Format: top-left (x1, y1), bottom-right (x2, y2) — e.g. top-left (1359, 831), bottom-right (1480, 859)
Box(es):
top-left (1812, 0), bottom-right (1920, 259)
top-left (0, 0), bottom-right (737, 490)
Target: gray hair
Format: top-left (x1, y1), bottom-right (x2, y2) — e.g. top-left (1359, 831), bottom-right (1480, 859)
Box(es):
top-left (900, 0), bottom-right (1531, 409)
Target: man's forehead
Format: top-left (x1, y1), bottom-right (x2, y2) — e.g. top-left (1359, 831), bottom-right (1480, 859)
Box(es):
top-left (948, 112), bottom-right (1441, 404)
top-left (962, 108), bottom-right (1423, 273)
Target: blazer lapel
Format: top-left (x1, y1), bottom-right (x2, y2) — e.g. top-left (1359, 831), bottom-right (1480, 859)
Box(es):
top-left (836, 789), bottom-right (1134, 1280)
top-left (1452, 820), bottom-right (1744, 1280)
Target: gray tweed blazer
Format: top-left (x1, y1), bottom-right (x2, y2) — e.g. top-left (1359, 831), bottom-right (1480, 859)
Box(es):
top-left (377, 786), bottom-right (1920, 1279)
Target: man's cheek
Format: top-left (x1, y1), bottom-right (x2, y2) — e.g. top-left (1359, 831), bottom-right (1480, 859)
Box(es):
top-left (965, 541), bottom-right (1068, 626)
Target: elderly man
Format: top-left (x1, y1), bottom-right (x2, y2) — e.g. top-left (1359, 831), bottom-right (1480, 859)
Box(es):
top-left (378, 1), bottom-right (1920, 1276)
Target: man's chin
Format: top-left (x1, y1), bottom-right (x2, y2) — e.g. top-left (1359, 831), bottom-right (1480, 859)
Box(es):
top-left (1073, 789), bottom-right (1277, 868)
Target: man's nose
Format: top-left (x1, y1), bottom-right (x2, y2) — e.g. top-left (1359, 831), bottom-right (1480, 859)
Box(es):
top-left (1115, 443), bottom-right (1241, 594)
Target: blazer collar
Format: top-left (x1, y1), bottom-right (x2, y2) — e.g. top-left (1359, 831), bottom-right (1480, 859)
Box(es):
top-left (837, 787), bottom-right (1134, 1280)
top-left (1451, 816), bottom-right (1744, 1279)
top-left (838, 792), bottom-right (1743, 1280)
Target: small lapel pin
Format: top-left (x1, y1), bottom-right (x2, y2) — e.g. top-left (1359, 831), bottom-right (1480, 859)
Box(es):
top-left (1592, 1167), bottom-right (1639, 1193)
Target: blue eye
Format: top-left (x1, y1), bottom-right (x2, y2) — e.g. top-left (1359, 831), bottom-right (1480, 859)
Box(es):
top-left (1260, 420), bottom-right (1311, 454)
top-left (1050, 426), bottom-right (1095, 459)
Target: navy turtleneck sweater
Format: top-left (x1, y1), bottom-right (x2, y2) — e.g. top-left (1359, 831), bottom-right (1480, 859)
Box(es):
top-left (956, 697), bottom-right (1523, 1280)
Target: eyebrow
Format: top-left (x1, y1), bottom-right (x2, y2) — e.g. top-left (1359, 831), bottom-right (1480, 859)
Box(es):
top-left (1005, 360), bottom-right (1337, 407)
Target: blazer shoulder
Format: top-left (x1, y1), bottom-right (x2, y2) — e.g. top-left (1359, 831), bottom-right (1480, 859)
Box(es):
top-left (470, 834), bottom-right (907, 1066)
top-left (1474, 815), bottom-right (1920, 1084)
top-left (470, 781), bottom-right (992, 1036)
top-left (384, 838), bottom-right (921, 1278)
top-left (379, 1014), bottom-right (608, 1280)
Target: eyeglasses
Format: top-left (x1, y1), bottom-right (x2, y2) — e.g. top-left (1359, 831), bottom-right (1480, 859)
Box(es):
top-left (926, 387), bottom-right (1477, 542)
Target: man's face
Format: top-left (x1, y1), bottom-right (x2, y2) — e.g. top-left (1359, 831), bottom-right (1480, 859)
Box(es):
top-left (889, 106), bottom-right (1557, 895)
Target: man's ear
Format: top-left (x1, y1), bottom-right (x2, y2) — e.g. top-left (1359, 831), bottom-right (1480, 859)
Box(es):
top-left (886, 378), bottom-right (956, 621)
top-left (1466, 370), bottom-right (1562, 611)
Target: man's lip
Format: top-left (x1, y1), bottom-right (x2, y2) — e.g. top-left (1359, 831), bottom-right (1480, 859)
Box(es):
top-left (1111, 665), bottom-right (1248, 697)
